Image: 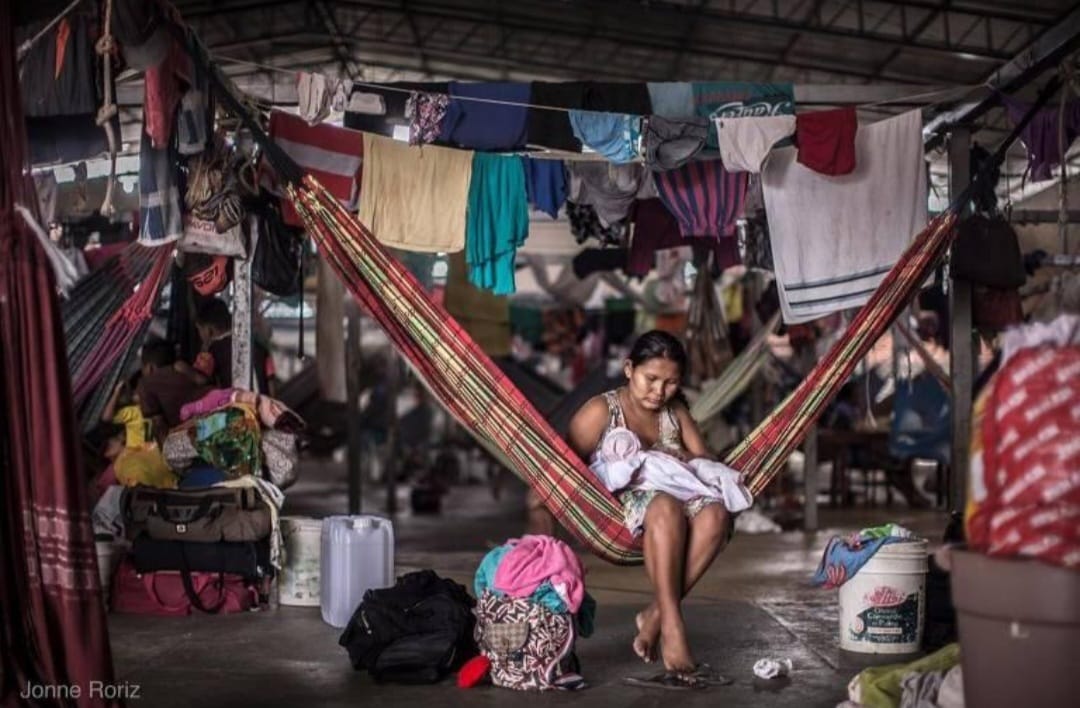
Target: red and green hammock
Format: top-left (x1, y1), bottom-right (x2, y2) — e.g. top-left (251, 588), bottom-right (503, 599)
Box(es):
top-left (291, 176), bottom-right (953, 564)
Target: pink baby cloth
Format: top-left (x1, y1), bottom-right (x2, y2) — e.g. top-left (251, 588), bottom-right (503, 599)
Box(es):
top-left (493, 535), bottom-right (586, 613)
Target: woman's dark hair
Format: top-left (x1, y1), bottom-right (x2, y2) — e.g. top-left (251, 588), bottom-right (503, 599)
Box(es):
top-left (626, 330), bottom-right (689, 407)
top-left (627, 330), bottom-right (688, 373)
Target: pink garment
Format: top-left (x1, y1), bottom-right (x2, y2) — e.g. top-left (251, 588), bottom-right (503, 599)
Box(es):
top-left (179, 388), bottom-right (236, 422)
top-left (493, 535), bottom-right (586, 613)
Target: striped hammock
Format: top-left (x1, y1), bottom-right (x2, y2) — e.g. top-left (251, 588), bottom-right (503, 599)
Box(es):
top-left (290, 175), bottom-right (958, 564)
top-left (63, 243), bottom-right (174, 431)
top-left (690, 312), bottom-right (781, 425)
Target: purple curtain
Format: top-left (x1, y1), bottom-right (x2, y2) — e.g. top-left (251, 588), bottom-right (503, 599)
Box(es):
top-left (1, 3), bottom-right (117, 705)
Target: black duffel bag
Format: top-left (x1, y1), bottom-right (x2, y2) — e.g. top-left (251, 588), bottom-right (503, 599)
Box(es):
top-left (122, 486), bottom-right (271, 543)
top-left (131, 536), bottom-right (272, 580)
top-left (339, 570), bottom-right (477, 684)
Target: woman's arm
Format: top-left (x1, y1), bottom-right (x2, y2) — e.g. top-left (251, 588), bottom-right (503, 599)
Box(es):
top-left (566, 396), bottom-right (611, 461)
top-left (673, 402), bottom-right (711, 459)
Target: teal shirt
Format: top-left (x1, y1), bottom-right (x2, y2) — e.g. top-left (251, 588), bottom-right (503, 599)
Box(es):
top-left (465, 153), bottom-right (529, 296)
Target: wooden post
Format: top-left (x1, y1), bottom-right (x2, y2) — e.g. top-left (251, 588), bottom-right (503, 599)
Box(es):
top-left (345, 299), bottom-right (363, 515)
top-left (384, 353), bottom-right (401, 516)
top-left (231, 216), bottom-right (258, 391)
top-left (316, 254), bottom-right (347, 403)
top-left (948, 127), bottom-right (974, 511)
top-left (801, 344), bottom-right (819, 532)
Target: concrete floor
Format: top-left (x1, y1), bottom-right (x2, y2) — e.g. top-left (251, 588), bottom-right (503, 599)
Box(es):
top-left (107, 458), bottom-right (948, 708)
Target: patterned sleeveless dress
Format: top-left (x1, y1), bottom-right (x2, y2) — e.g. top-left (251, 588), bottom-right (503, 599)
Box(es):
top-left (598, 389), bottom-right (722, 537)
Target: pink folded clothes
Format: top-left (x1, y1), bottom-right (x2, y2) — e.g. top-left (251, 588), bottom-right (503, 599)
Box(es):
top-left (493, 535), bottom-right (586, 614)
top-left (590, 427), bottom-right (753, 513)
top-left (180, 388), bottom-right (236, 422)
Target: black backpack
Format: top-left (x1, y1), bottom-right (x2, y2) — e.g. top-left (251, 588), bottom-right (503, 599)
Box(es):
top-left (338, 570), bottom-right (477, 684)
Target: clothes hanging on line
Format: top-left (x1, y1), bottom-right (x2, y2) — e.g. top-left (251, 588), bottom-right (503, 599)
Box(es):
top-left (1000, 92), bottom-right (1080, 182)
top-left (643, 116), bottom-right (710, 171)
top-left (566, 201), bottom-right (628, 246)
top-left (466, 153), bottom-right (529, 295)
top-left (344, 81), bottom-right (448, 137)
top-left (647, 82), bottom-right (694, 119)
top-left (627, 198), bottom-right (684, 277)
top-left (268, 110), bottom-right (364, 227)
top-left (652, 158), bottom-right (748, 238)
top-left (569, 110), bottom-right (640, 163)
top-left (359, 133), bottom-right (473, 253)
top-left (566, 162), bottom-right (653, 227)
top-left (527, 81), bottom-right (587, 152)
top-left (405, 91), bottom-right (450, 145)
top-left (297, 71), bottom-right (336, 125)
top-left (762, 109), bottom-right (928, 324)
top-left (795, 106), bottom-right (858, 176)
top-left (138, 130), bottom-right (183, 245)
top-left (440, 81), bottom-right (530, 151)
top-left (692, 81), bottom-right (796, 148)
top-left (715, 115), bottom-right (796, 173)
top-left (521, 157), bottom-right (567, 219)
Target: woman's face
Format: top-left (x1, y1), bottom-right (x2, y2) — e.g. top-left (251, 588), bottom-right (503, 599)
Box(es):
top-left (624, 357), bottom-right (681, 411)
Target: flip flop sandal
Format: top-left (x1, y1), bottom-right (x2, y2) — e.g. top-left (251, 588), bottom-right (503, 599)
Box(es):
top-left (624, 671), bottom-right (708, 690)
top-left (690, 663), bottom-right (734, 686)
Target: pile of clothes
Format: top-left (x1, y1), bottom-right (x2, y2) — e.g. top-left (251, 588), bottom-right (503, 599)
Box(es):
top-left (839, 643), bottom-right (962, 708)
top-left (471, 535), bottom-right (595, 691)
top-left (94, 387), bottom-right (304, 615)
top-left (812, 524), bottom-right (916, 589)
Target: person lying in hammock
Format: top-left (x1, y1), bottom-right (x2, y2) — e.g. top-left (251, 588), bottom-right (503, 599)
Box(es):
top-left (567, 330), bottom-right (740, 687)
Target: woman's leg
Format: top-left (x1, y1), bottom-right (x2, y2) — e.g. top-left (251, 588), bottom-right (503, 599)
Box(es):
top-left (637, 504), bottom-right (732, 660)
top-left (637, 493), bottom-right (696, 672)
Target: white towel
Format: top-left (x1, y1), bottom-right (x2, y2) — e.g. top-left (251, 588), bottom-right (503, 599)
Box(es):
top-left (762, 109), bottom-right (927, 324)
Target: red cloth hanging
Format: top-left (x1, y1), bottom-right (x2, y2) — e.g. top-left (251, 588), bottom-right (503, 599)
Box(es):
top-left (0, 4), bottom-right (117, 704)
top-left (795, 107), bottom-right (858, 176)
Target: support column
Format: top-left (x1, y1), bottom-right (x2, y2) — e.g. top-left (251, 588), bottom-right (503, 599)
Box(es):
top-left (801, 344), bottom-right (819, 532)
top-left (316, 255), bottom-right (346, 403)
top-left (948, 127), bottom-right (974, 511)
top-left (231, 216), bottom-right (258, 391)
top-left (345, 299), bottom-right (363, 515)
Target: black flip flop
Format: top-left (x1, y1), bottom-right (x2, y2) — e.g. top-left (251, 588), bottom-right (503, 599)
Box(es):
top-left (690, 663), bottom-right (734, 686)
top-left (624, 671), bottom-right (709, 690)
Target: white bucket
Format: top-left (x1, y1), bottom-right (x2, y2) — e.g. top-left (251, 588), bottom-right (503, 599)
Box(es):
top-left (279, 517), bottom-right (323, 607)
top-left (838, 540), bottom-right (928, 655)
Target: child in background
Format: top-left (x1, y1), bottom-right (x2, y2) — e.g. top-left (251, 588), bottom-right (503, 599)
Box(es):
top-left (101, 374), bottom-right (151, 448)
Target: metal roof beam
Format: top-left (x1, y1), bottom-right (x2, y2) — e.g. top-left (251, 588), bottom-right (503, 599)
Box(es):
top-left (924, 3), bottom-right (1080, 146)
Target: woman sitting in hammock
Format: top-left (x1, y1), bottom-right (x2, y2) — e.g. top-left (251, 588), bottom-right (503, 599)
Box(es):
top-left (567, 331), bottom-right (734, 684)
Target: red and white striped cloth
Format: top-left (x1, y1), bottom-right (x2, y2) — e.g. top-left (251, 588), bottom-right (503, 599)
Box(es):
top-left (268, 110), bottom-right (364, 226)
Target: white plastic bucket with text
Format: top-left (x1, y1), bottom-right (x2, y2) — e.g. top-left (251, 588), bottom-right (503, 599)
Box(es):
top-left (839, 540), bottom-right (928, 655)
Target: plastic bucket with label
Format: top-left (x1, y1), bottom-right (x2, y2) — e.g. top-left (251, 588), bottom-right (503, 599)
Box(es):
top-left (839, 540), bottom-right (928, 656)
top-left (278, 517), bottom-right (323, 607)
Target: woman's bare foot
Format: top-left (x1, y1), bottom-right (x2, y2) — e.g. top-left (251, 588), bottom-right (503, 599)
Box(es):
top-left (660, 618), bottom-right (696, 674)
top-left (633, 606), bottom-right (661, 662)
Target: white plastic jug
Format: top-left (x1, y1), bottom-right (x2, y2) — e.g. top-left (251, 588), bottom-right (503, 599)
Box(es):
top-left (320, 515), bottom-right (394, 628)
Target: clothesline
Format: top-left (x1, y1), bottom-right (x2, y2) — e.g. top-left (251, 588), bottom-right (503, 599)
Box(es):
top-left (213, 53), bottom-right (983, 117)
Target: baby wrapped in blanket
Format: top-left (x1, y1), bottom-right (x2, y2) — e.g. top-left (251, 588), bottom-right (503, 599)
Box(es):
top-left (590, 426), bottom-right (753, 513)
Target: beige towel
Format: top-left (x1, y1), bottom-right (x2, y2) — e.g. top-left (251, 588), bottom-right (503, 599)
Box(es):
top-left (359, 133), bottom-right (473, 253)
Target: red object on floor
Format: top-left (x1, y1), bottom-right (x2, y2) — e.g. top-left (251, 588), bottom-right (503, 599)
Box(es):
top-left (457, 655), bottom-right (491, 688)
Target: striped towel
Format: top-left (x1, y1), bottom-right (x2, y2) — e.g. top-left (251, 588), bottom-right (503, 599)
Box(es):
top-left (267, 110), bottom-right (363, 226)
top-left (652, 159), bottom-right (748, 239)
top-left (138, 130), bottom-right (183, 245)
top-left (762, 109), bottom-right (927, 324)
